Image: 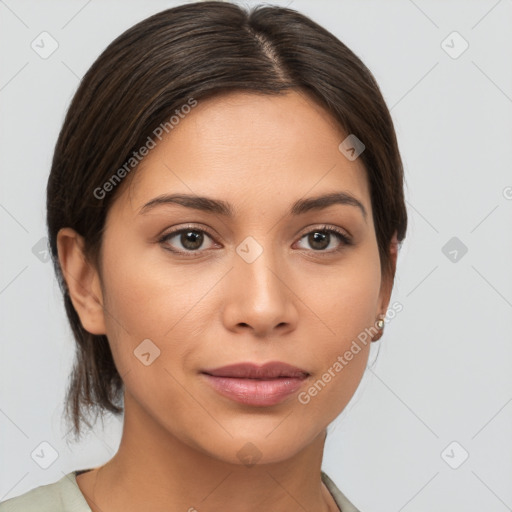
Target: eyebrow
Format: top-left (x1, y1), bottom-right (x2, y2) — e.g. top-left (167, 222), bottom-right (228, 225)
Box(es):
top-left (139, 191), bottom-right (367, 220)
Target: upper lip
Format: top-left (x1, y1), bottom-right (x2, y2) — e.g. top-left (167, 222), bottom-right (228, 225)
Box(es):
top-left (201, 362), bottom-right (310, 379)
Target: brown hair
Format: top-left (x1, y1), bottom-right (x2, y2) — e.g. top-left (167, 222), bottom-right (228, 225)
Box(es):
top-left (46, 0), bottom-right (407, 439)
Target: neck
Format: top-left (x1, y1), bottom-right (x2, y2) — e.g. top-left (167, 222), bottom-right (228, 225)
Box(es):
top-left (79, 391), bottom-right (338, 512)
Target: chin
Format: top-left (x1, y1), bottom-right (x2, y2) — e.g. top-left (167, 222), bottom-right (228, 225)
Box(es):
top-left (182, 421), bottom-right (323, 467)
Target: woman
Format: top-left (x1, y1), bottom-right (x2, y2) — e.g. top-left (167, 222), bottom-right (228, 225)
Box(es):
top-left (0, 1), bottom-right (407, 510)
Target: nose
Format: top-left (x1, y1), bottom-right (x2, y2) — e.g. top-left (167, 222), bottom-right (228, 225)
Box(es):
top-left (221, 244), bottom-right (299, 338)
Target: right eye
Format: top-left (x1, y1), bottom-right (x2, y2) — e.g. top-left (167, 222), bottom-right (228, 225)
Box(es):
top-left (158, 226), bottom-right (218, 256)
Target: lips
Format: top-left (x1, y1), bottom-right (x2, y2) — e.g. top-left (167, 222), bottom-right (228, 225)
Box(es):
top-left (200, 362), bottom-right (310, 406)
top-left (202, 362), bottom-right (310, 379)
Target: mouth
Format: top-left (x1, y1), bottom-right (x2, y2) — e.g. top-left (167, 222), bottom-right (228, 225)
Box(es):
top-left (200, 362), bottom-right (310, 406)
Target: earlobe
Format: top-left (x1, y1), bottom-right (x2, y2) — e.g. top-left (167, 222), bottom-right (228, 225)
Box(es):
top-left (56, 227), bottom-right (106, 335)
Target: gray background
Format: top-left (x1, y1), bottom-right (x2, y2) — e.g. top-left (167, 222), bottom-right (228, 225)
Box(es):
top-left (1, 0), bottom-right (511, 510)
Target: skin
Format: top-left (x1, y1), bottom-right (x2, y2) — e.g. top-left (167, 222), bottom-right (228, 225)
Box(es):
top-left (57, 90), bottom-right (398, 512)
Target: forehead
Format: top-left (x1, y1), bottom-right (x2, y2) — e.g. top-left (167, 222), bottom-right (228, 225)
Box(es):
top-left (115, 90), bottom-right (371, 219)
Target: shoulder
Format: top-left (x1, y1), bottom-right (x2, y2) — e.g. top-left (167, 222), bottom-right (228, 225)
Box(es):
top-left (321, 471), bottom-right (361, 512)
top-left (0, 471), bottom-right (91, 512)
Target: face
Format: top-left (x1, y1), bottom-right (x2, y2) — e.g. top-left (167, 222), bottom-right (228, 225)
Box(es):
top-left (63, 90), bottom-right (394, 465)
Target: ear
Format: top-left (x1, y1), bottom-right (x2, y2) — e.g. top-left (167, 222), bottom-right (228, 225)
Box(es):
top-left (373, 231), bottom-right (399, 341)
top-left (56, 227), bottom-right (106, 335)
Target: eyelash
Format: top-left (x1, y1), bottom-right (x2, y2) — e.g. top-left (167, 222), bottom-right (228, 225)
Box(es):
top-left (158, 224), bottom-right (352, 257)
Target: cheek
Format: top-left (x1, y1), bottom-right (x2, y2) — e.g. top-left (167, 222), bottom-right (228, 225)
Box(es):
top-left (99, 238), bottom-right (218, 337)
top-left (296, 249), bottom-right (381, 406)
top-left (98, 239), bottom-right (228, 379)
top-left (304, 248), bottom-right (382, 341)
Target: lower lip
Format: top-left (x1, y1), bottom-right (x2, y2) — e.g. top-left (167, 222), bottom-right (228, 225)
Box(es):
top-left (201, 374), bottom-right (307, 406)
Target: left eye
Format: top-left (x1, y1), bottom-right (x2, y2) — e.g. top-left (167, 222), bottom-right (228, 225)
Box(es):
top-left (295, 228), bottom-right (351, 252)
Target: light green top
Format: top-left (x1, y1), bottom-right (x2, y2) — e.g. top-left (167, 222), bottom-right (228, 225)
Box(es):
top-left (0, 469), bottom-right (360, 511)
